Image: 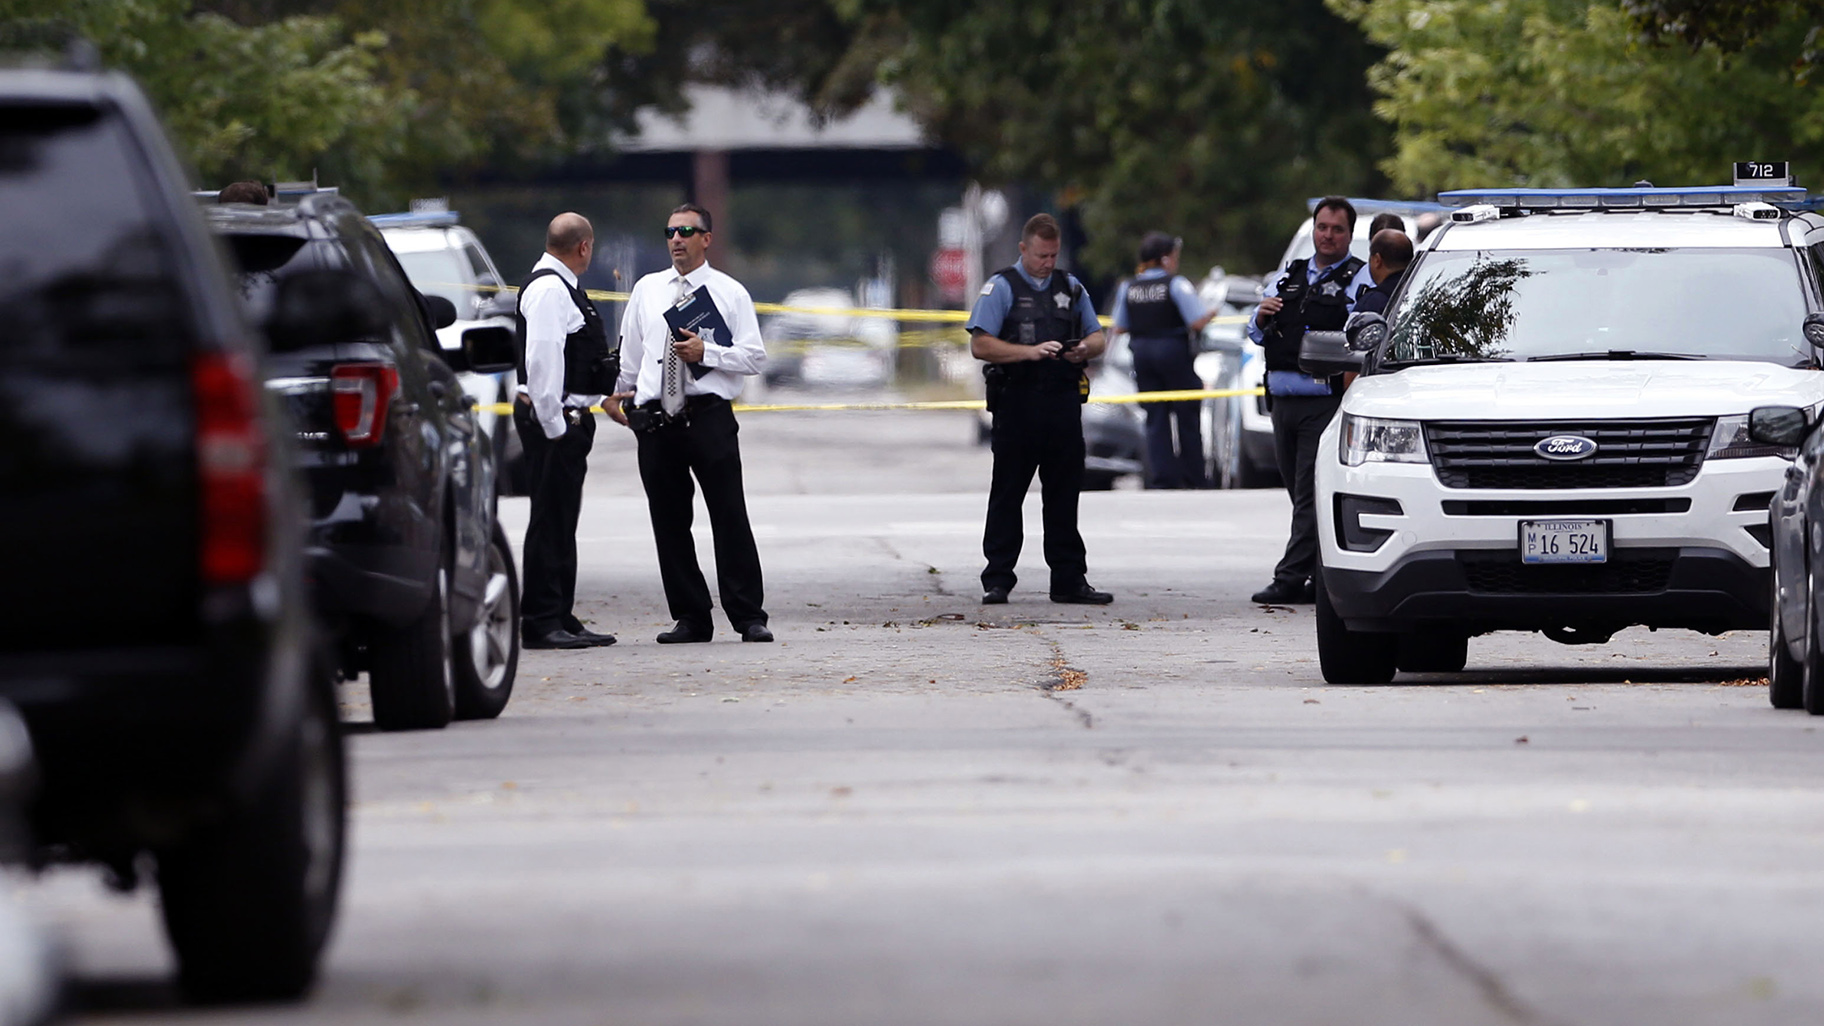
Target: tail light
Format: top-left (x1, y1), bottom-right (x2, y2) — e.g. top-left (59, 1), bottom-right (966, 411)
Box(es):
top-left (330, 362), bottom-right (399, 447)
top-left (193, 351), bottom-right (268, 585)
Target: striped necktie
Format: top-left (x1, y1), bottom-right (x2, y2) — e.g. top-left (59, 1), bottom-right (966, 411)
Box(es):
top-left (662, 276), bottom-right (688, 417)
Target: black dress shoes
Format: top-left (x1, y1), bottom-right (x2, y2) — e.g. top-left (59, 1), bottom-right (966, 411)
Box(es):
top-left (524, 628), bottom-right (592, 650)
top-left (740, 623), bottom-right (774, 643)
top-left (1249, 579), bottom-right (1309, 605)
top-left (567, 627), bottom-right (618, 647)
top-left (1051, 583), bottom-right (1114, 605)
top-left (982, 586), bottom-right (1010, 605)
top-left (656, 621), bottom-right (713, 644)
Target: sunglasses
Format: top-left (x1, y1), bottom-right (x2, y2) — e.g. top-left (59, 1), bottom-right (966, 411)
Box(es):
top-left (664, 225), bottom-right (707, 239)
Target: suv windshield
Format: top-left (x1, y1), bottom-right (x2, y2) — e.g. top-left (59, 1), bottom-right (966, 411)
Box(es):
top-left (1386, 247), bottom-right (1807, 365)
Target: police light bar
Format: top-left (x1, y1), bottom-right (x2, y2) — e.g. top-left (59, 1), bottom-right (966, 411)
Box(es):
top-left (1437, 185), bottom-right (1809, 209)
top-left (368, 210), bottom-right (461, 228)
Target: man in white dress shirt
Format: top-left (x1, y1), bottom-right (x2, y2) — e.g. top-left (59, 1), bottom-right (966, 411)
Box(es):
top-left (513, 212), bottom-right (618, 650)
top-left (606, 203), bottom-right (772, 643)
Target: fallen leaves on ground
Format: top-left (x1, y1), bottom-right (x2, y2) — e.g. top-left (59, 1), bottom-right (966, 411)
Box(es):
top-left (1719, 676), bottom-right (1769, 687)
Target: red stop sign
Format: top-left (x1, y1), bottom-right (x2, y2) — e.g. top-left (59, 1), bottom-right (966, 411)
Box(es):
top-left (929, 248), bottom-right (967, 298)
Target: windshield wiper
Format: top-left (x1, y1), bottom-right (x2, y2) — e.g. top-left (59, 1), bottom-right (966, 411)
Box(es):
top-left (1526, 350), bottom-right (1706, 362)
top-left (1388, 354), bottom-right (1507, 366)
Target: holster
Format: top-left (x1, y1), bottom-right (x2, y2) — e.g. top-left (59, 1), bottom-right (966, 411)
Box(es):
top-left (622, 397), bottom-right (682, 434)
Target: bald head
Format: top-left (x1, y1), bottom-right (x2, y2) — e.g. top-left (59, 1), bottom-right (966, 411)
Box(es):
top-left (547, 212), bottom-right (592, 255)
top-left (546, 212), bottom-right (594, 276)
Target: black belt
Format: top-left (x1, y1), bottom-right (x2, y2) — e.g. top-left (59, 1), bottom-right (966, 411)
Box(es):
top-left (636, 394), bottom-right (727, 413)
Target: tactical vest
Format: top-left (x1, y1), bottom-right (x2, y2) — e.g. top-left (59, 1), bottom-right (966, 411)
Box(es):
top-left (514, 268), bottom-right (618, 395)
top-left (1262, 255), bottom-right (1364, 373)
top-left (991, 266), bottom-right (1085, 394)
top-left (1122, 274), bottom-right (1188, 338)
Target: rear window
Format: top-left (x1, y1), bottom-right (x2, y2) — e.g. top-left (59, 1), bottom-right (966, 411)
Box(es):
top-left (0, 106), bottom-right (190, 361)
top-left (393, 246), bottom-right (478, 314)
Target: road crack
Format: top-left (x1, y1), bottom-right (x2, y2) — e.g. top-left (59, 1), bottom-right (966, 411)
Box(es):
top-left (1030, 628), bottom-right (1092, 729)
top-left (1400, 905), bottom-right (1570, 1026)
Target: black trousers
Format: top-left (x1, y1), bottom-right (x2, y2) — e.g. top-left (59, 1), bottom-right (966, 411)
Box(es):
top-left (514, 400), bottom-right (594, 636)
top-left (1269, 392), bottom-right (1343, 586)
top-left (634, 398), bottom-right (767, 631)
top-left (1130, 335), bottom-right (1207, 489)
top-left (983, 389), bottom-right (1088, 594)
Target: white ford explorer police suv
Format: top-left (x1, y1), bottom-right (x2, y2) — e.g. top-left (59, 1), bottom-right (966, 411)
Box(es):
top-left (1302, 172), bottom-right (1824, 683)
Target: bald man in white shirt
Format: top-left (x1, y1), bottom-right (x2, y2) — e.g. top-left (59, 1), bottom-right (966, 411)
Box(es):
top-left (513, 212), bottom-right (618, 650)
top-left (607, 202), bottom-right (772, 644)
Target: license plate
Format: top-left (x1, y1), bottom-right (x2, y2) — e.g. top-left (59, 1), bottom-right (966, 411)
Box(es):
top-left (1519, 519), bottom-right (1609, 564)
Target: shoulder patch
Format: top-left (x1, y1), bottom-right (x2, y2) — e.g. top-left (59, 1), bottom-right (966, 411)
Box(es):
top-left (979, 280), bottom-right (996, 297)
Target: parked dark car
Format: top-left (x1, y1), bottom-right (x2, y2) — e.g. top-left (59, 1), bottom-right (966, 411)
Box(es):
top-left (0, 63), bottom-right (344, 1000)
top-left (1756, 405), bottom-right (1821, 710)
top-left (204, 192), bottom-right (523, 731)
top-left (1082, 331), bottom-right (1148, 490)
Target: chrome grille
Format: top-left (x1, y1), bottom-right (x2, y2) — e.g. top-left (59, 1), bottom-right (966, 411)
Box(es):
top-left (1425, 418), bottom-right (1714, 489)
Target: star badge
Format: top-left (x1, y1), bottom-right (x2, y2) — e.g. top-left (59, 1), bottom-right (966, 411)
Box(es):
top-left (1321, 281), bottom-right (1342, 297)
top-left (1054, 292), bottom-right (1071, 309)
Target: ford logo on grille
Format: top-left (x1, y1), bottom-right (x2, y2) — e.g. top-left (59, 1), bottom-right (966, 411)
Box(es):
top-left (1534, 435), bottom-right (1598, 460)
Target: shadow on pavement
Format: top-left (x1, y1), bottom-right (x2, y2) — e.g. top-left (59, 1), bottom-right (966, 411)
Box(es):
top-left (65, 975), bottom-right (183, 1013)
top-left (1392, 665), bottom-right (1766, 686)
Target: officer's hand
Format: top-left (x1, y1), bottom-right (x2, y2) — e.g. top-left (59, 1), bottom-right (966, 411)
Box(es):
top-left (1033, 340), bottom-right (1064, 360)
top-left (674, 329), bottom-right (705, 364)
top-left (1256, 297), bottom-right (1283, 325)
top-left (605, 391), bottom-right (634, 427)
top-left (1062, 343), bottom-right (1090, 364)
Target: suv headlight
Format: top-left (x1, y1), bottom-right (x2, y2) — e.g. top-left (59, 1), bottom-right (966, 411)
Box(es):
top-left (1341, 414), bottom-right (1428, 467)
top-left (1708, 414), bottom-right (1796, 460)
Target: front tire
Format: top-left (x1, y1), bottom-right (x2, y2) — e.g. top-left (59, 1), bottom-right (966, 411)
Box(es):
top-left (158, 663), bottom-right (346, 1003)
top-left (1771, 567), bottom-right (1803, 709)
top-left (453, 521), bottom-right (519, 720)
top-left (1315, 565), bottom-right (1397, 684)
top-left (369, 551), bottom-right (455, 731)
top-left (1804, 563), bottom-right (1824, 716)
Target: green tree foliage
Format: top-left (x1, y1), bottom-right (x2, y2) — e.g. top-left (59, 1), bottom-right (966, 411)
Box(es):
top-left (848, 0), bottom-right (1393, 274)
top-left (605, 0), bottom-right (1392, 274)
top-left (1334, 0), bottom-right (1824, 194)
top-left (2, 0), bottom-right (398, 188)
top-left (3, 0), bottom-right (652, 205)
top-left (1624, 0), bottom-right (1824, 61)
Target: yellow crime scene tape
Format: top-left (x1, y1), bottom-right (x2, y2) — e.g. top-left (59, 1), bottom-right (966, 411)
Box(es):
top-left (449, 281), bottom-right (1260, 415)
top-left (440, 281), bottom-right (1252, 329)
top-left (478, 388), bottom-right (1264, 417)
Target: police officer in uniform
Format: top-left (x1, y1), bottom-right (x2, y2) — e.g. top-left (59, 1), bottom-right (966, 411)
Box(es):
top-left (1111, 231), bottom-right (1214, 489)
top-left (1353, 228), bottom-right (1412, 317)
top-left (514, 212), bottom-right (619, 649)
top-left (969, 213), bottom-right (1114, 606)
top-left (1247, 197), bottom-right (1365, 606)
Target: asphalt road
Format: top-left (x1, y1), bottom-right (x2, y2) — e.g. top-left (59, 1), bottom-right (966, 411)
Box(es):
top-left (27, 402), bottom-right (1824, 1026)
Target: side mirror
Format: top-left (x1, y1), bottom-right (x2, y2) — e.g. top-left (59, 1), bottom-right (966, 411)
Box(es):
top-left (265, 268), bottom-right (389, 351)
top-left (422, 293), bottom-right (458, 330)
top-left (1298, 329), bottom-right (1363, 378)
top-left (461, 325), bottom-right (518, 374)
top-left (1344, 311), bottom-right (1389, 352)
top-left (1749, 405), bottom-right (1810, 447)
top-left (1804, 313), bottom-right (1824, 349)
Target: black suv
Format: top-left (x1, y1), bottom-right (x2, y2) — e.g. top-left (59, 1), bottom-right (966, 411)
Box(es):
top-left (204, 192), bottom-right (522, 730)
top-left (0, 66), bottom-right (344, 999)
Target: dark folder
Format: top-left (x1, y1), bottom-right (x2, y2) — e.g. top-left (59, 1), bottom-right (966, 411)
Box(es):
top-left (662, 285), bottom-right (732, 380)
